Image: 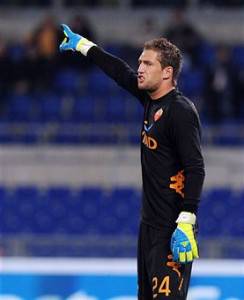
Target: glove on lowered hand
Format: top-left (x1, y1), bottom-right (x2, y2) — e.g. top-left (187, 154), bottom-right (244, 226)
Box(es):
top-left (171, 211), bottom-right (199, 263)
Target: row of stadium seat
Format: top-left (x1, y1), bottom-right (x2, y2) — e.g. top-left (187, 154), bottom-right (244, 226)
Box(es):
top-left (1, 68), bottom-right (206, 123)
top-left (1, 186), bottom-right (141, 235)
top-left (54, 67), bottom-right (206, 98)
top-left (1, 186), bottom-right (244, 237)
top-left (2, 90), bottom-right (143, 123)
top-left (1, 65), bottom-right (210, 124)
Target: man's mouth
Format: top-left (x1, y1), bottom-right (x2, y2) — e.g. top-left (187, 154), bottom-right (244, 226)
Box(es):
top-left (138, 75), bottom-right (145, 83)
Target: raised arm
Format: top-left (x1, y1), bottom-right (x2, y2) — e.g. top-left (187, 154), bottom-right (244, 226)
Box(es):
top-left (59, 24), bottom-right (145, 103)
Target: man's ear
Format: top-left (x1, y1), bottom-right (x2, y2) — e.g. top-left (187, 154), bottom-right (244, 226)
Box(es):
top-left (162, 66), bottom-right (173, 80)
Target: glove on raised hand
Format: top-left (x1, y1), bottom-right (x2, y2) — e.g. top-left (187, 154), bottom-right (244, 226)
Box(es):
top-left (59, 24), bottom-right (96, 56)
top-left (171, 211), bottom-right (199, 263)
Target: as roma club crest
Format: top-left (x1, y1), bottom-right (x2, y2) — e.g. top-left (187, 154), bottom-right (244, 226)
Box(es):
top-left (154, 108), bottom-right (163, 122)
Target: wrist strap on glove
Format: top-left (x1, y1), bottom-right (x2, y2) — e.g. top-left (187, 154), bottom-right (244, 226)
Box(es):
top-left (176, 211), bottom-right (196, 225)
top-left (76, 37), bottom-right (96, 56)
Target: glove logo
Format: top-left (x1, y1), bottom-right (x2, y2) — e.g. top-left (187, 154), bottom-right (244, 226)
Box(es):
top-left (169, 170), bottom-right (185, 198)
top-left (181, 241), bottom-right (190, 248)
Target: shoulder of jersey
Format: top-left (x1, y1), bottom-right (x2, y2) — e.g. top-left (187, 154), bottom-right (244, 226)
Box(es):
top-left (171, 95), bottom-right (197, 116)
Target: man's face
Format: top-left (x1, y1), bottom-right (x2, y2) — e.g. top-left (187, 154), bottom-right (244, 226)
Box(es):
top-left (137, 49), bottom-right (170, 91)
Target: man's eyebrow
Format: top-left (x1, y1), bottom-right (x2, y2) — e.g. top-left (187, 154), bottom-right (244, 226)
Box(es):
top-left (138, 59), bottom-right (151, 64)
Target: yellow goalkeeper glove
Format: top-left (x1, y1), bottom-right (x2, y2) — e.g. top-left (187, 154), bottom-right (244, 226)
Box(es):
top-left (171, 211), bottom-right (199, 263)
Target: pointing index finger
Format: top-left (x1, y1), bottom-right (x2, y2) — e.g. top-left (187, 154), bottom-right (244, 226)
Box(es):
top-left (61, 24), bottom-right (73, 37)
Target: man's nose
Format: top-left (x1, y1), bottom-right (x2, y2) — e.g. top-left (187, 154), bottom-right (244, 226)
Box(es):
top-left (138, 65), bottom-right (144, 73)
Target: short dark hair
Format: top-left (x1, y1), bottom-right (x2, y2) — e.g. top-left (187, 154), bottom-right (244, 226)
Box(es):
top-left (144, 38), bottom-right (182, 85)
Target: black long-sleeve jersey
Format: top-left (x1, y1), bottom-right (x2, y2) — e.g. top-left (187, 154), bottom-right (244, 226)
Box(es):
top-left (88, 46), bottom-right (205, 232)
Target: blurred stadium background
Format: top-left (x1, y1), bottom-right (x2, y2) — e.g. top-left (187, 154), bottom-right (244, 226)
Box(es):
top-left (0, 0), bottom-right (244, 299)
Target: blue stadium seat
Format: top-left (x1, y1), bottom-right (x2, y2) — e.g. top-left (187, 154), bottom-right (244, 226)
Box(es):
top-left (87, 69), bottom-right (117, 95)
top-left (123, 95), bottom-right (143, 123)
top-left (104, 44), bottom-right (124, 57)
top-left (198, 188), bottom-right (233, 237)
top-left (0, 187), bottom-right (6, 231)
top-left (80, 186), bottom-right (103, 200)
top-left (198, 42), bottom-right (216, 66)
top-left (46, 186), bottom-right (72, 201)
top-left (37, 93), bottom-right (63, 122)
top-left (31, 187), bottom-right (73, 234)
top-left (8, 44), bottom-right (26, 62)
top-left (105, 95), bottom-right (127, 123)
top-left (231, 45), bottom-right (244, 68)
top-left (72, 95), bottom-right (98, 122)
top-left (67, 196), bottom-right (88, 235)
top-left (5, 93), bottom-right (34, 122)
top-left (2, 187), bottom-right (34, 233)
top-left (178, 68), bottom-right (204, 98)
top-left (54, 68), bottom-right (81, 96)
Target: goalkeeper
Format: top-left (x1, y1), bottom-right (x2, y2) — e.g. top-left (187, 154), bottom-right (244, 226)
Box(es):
top-left (60, 24), bottom-right (205, 300)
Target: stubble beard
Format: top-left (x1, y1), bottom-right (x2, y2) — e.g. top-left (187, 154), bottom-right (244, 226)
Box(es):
top-left (138, 80), bottom-right (157, 92)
